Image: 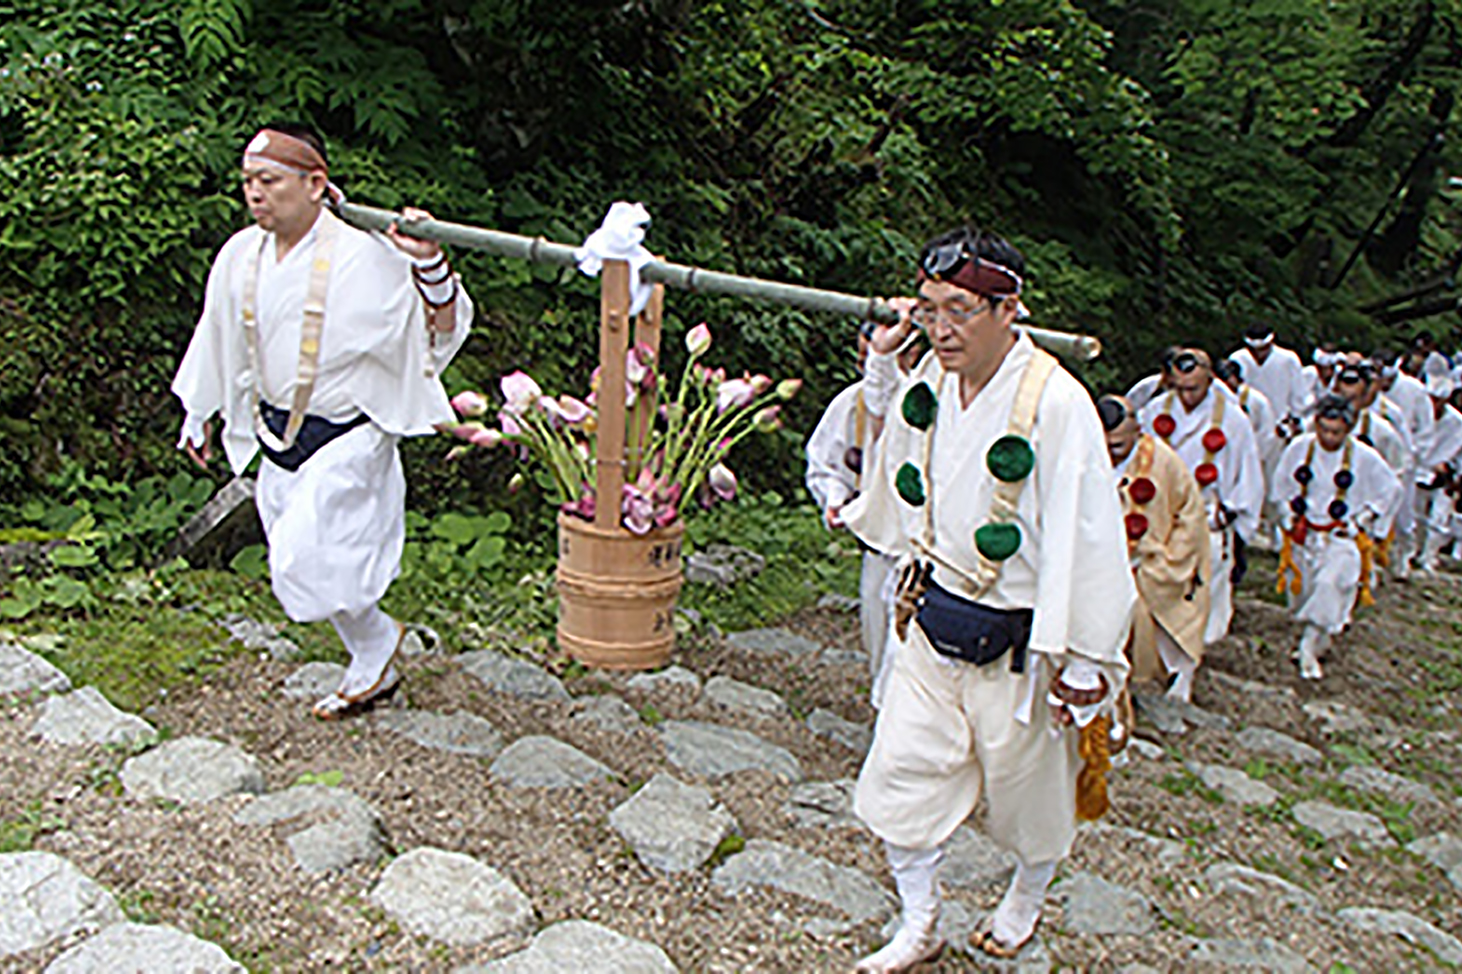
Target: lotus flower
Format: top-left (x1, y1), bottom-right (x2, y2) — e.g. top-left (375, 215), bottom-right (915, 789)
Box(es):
top-left (540, 395), bottom-right (594, 427)
top-left (470, 427), bottom-right (503, 448)
top-left (563, 491), bottom-right (596, 521)
top-left (754, 405), bottom-right (783, 431)
top-left (749, 374), bottom-right (772, 395)
top-left (622, 482), bottom-right (655, 535)
top-left (451, 390), bottom-right (489, 417)
top-left (717, 377), bottom-right (757, 413)
top-left (501, 371), bottom-right (542, 414)
top-left (499, 412), bottom-right (523, 437)
top-left (628, 344), bottom-right (657, 389)
top-left (708, 463), bottom-right (737, 501)
top-left (686, 323), bottom-right (711, 356)
top-left (442, 421), bottom-right (486, 441)
top-left (776, 378), bottom-right (803, 400)
top-left (507, 472), bottom-right (526, 494)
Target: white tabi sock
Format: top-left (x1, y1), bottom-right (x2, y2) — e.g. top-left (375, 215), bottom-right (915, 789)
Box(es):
top-left (1156, 632), bottom-right (1198, 703)
top-left (1297, 625), bottom-right (1329, 680)
top-left (331, 604), bottom-right (401, 698)
top-left (991, 857), bottom-right (1057, 948)
top-left (853, 843), bottom-right (944, 972)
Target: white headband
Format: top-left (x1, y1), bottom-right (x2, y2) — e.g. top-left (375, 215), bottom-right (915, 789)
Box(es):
top-left (1313, 349), bottom-right (1341, 367)
top-left (1244, 334), bottom-right (1273, 348)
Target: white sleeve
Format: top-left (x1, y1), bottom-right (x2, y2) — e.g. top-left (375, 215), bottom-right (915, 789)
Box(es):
top-left (862, 352), bottom-right (900, 418)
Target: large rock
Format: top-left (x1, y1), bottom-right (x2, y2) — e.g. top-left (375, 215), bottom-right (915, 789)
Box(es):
top-left (0, 641), bottom-right (71, 697)
top-left (1133, 694), bottom-right (1232, 735)
top-left (785, 779), bottom-right (862, 831)
top-left (32, 686), bottom-right (156, 748)
top-left (1186, 762), bottom-right (1280, 807)
top-left (1203, 862), bottom-right (1320, 913)
top-left (711, 839), bottom-right (895, 924)
top-left (1302, 700), bottom-right (1389, 739)
top-left (370, 848), bottom-right (534, 948)
top-left (684, 544), bottom-right (765, 588)
top-left (627, 666), bottom-right (702, 698)
top-left (1408, 832), bottom-right (1462, 890)
top-left (608, 774), bottom-right (737, 873)
top-left (1291, 801), bottom-right (1393, 846)
top-left (1337, 765), bottom-right (1437, 806)
top-left (489, 736), bottom-right (614, 788)
top-left (459, 650), bottom-right (569, 701)
top-left (121, 736), bottom-right (264, 806)
top-left (659, 721), bottom-right (802, 782)
top-left (1336, 907), bottom-right (1462, 965)
top-left (942, 826), bottom-right (1015, 888)
top-left (571, 695), bottom-right (643, 735)
top-left (1204, 670), bottom-right (1297, 701)
top-left (233, 785), bottom-right (385, 874)
top-left (805, 709), bottom-right (872, 754)
top-left (282, 662), bottom-right (346, 700)
top-left (703, 676), bottom-right (787, 717)
top-left (725, 628), bottom-right (821, 657)
top-left (44, 922), bottom-right (244, 973)
top-left (1057, 872), bottom-right (1156, 935)
top-left (0, 852), bottom-right (122, 958)
top-left (216, 613), bottom-right (299, 661)
top-left (1188, 938), bottom-right (1316, 973)
top-left (375, 709), bottom-right (504, 758)
top-left (1235, 727), bottom-right (1324, 766)
top-left (457, 920), bottom-right (677, 973)
top-left (162, 476), bottom-right (262, 568)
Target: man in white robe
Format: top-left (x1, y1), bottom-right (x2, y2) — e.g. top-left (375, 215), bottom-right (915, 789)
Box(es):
top-left (172, 125), bottom-right (473, 719)
top-left (1374, 351), bottom-right (1435, 577)
top-left (1139, 349), bottom-right (1264, 644)
top-left (1333, 357), bottom-right (1409, 585)
top-left (842, 227), bottom-right (1134, 971)
top-left (1215, 358), bottom-right (1280, 476)
top-left (1124, 346), bottom-right (1180, 413)
top-left (1230, 324), bottom-right (1309, 439)
top-left (1272, 396), bottom-right (1399, 679)
top-left (805, 324), bottom-right (921, 707)
top-left (1415, 374), bottom-right (1462, 573)
top-left (1300, 345), bottom-right (1341, 417)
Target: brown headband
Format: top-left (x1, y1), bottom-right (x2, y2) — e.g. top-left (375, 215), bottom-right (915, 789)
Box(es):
top-left (242, 129), bottom-right (328, 175)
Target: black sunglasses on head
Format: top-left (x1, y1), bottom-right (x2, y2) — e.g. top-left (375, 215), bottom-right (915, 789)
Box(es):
top-left (1170, 352), bottom-right (1203, 374)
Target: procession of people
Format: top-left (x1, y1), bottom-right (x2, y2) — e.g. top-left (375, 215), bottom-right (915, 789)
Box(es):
top-left (166, 123), bottom-right (1449, 971)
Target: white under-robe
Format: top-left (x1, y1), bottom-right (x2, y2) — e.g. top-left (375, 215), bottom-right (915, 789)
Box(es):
top-left (1272, 434), bottom-right (1398, 633)
top-left (1417, 405), bottom-right (1462, 560)
top-left (172, 209), bottom-right (473, 622)
top-left (843, 332), bottom-right (1135, 858)
top-left (805, 379), bottom-right (898, 704)
top-left (1236, 383), bottom-right (1281, 475)
top-left (1231, 345), bottom-right (1309, 424)
top-left (1354, 410), bottom-right (1408, 538)
top-left (1139, 385), bottom-right (1264, 644)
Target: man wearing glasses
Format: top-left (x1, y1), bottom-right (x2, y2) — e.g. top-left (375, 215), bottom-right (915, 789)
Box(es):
top-left (1271, 395), bottom-right (1399, 678)
top-left (1138, 349), bottom-right (1264, 644)
top-left (841, 227), bottom-right (1134, 969)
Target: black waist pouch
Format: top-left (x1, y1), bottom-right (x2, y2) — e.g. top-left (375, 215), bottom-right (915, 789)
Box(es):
top-left (915, 578), bottom-right (1033, 673)
top-left (257, 400), bottom-right (370, 472)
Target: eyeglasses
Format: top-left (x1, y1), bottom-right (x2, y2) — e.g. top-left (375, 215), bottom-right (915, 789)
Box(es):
top-left (1170, 352), bottom-right (1204, 374)
top-left (911, 301), bottom-right (993, 329)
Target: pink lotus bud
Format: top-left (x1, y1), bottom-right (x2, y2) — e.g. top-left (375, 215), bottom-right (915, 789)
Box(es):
top-left (685, 323), bottom-right (712, 356)
top-left (558, 396), bottom-right (592, 425)
top-left (500, 371), bottom-right (542, 414)
top-left (450, 390), bottom-right (489, 417)
top-left (716, 378), bottom-right (757, 413)
top-left (470, 428), bottom-right (503, 448)
top-left (447, 421), bottom-right (487, 441)
top-left (626, 348), bottom-right (649, 388)
top-left (754, 405), bottom-right (782, 431)
top-left (709, 463), bottom-right (737, 501)
top-left (654, 503), bottom-right (680, 529)
top-left (749, 374), bottom-right (773, 395)
top-left (499, 412), bottom-right (523, 437)
top-left (776, 378), bottom-right (803, 400)
top-left (446, 445), bottom-right (470, 462)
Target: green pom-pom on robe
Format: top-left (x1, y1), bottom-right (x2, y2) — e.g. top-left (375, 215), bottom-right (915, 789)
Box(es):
top-left (895, 463), bottom-right (926, 506)
top-left (975, 522), bottom-right (1021, 561)
top-left (986, 434), bottom-right (1035, 483)
top-left (901, 382), bottom-right (937, 430)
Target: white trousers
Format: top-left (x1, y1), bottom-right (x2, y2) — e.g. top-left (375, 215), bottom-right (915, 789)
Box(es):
top-left (255, 424), bottom-right (405, 622)
top-left (1291, 532), bottom-right (1360, 635)
top-left (332, 603), bottom-right (401, 697)
top-left (1156, 628), bottom-right (1197, 702)
top-left (862, 552), bottom-right (896, 708)
top-left (1417, 487), bottom-right (1454, 569)
top-left (1204, 528), bottom-right (1233, 645)
top-left (854, 627), bottom-right (1079, 862)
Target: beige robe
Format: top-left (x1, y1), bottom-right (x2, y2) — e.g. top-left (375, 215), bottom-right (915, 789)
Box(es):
top-left (1118, 435), bottom-right (1211, 681)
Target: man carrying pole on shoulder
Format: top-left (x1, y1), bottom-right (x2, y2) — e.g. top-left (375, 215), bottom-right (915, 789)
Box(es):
top-left (172, 124), bottom-right (474, 720)
top-left (841, 227), bottom-right (1135, 970)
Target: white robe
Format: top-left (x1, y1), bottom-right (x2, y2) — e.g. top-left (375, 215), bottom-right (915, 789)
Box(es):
top-left (844, 332), bottom-right (1135, 857)
top-left (1126, 373), bottom-right (1163, 413)
top-left (172, 210), bottom-right (473, 621)
top-left (1236, 383), bottom-right (1281, 471)
top-left (1417, 406), bottom-right (1462, 559)
top-left (1355, 410), bottom-right (1408, 537)
top-left (1272, 434), bottom-right (1398, 632)
top-left (1139, 386), bottom-right (1264, 644)
top-left (1231, 345), bottom-right (1309, 423)
top-left (805, 380), bottom-right (897, 705)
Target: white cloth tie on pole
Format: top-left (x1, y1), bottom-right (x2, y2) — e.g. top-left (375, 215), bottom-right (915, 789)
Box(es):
top-left (575, 201), bottom-right (654, 316)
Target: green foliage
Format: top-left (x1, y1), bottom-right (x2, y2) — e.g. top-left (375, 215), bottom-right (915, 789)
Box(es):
top-left (0, 801), bottom-right (64, 853)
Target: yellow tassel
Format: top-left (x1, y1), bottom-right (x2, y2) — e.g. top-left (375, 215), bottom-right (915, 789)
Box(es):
top-left (1374, 529), bottom-right (1393, 570)
top-left (1276, 529), bottom-right (1303, 596)
top-left (1356, 532), bottom-right (1376, 608)
top-left (1076, 714), bottom-right (1113, 822)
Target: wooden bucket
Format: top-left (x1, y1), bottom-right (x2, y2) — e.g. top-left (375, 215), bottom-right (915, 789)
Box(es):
top-left (555, 512), bottom-right (684, 670)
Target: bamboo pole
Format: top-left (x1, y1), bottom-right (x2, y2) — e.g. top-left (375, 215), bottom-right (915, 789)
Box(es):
top-left (334, 201), bottom-right (1103, 361)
